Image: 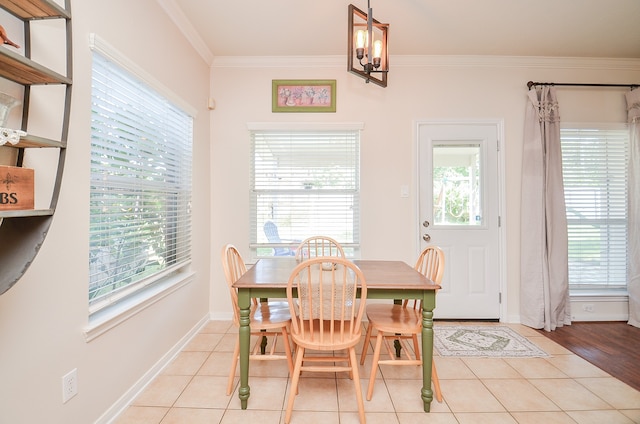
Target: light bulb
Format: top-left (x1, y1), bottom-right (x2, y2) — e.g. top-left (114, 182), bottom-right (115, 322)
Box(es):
top-left (373, 39), bottom-right (383, 59)
top-left (355, 30), bottom-right (366, 49)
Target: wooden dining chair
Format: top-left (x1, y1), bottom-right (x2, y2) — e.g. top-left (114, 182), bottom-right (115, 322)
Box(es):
top-left (221, 244), bottom-right (294, 395)
top-left (285, 257), bottom-right (368, 424)
top-left (294, 235), bottom-right (345, 261)
top-left (360, 246), bottom-right (445, 402)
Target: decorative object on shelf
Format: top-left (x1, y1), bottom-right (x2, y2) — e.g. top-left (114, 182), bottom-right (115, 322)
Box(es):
top-left (0, 24), bottom-right (20, 48)
top-left (0, 165), bottom-right (34, 210)
top-left (348, 1), bottom-right (389, 87)
top-left (0, 127), bottom-right (26, 145)
top-left (272, 79), bottom-right (336, 113)
top-left (0, 92), bottom-right (20, 127)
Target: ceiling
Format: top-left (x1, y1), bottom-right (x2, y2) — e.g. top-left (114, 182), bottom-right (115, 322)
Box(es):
top-left (170, 0), bottom-right (640, 61)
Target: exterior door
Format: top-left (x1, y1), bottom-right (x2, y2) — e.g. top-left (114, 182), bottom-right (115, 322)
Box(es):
top-left (418, 122), bottom-right (502, 319)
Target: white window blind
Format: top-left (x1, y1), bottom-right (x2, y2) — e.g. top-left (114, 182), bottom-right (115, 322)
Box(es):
top-left (89, 51), bottom-right (193, 312)
top-left (561, 126), bottom-right (628, 291)
top-left (250, 129), bottom-right (360, 257)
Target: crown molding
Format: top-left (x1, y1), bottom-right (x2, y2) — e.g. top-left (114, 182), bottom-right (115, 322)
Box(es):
top-left (393, 55), bottom-right (640, 71)
top-left (211, 54), bottom-right (640, 71)
top-left (156, 0), bottom-right (213, 65)
top-left (156, 0), bottom-right (639, 73)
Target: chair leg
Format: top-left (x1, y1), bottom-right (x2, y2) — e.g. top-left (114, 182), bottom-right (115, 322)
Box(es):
top-left (347, 350), bottom-right (354, 380)
top-left (348, 346), bottom-right (366, 424)
top-left (411, 334), bottom-right (420, 359)
top-left (432, 360), bottom-right (443, 403)
top-left (260, 333), bottom-right (268, 354)
top-left (366, 330), bottom-right (384, 401)
top-left (360, 321), bottom-right (374, 365)
top-left (285, 346), bottom-right (305, 424)
top-left (281, 327), bottom-right (294, 376)
top-left (226, 340), bottom-right (240, 395)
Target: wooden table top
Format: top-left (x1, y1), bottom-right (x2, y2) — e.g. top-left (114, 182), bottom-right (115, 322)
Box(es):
top-left (234, 257), bottom-right (440, 291)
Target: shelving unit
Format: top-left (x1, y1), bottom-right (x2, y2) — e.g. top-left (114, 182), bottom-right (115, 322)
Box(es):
top-left (0, 0), bottom-right (72, 295)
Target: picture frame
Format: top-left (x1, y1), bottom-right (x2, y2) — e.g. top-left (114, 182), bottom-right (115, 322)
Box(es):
top-left (272, 79), bottom-right (336, 113)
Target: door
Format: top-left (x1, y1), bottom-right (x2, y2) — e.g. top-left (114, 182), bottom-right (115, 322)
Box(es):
top-left (418, 122), bottom-right (502, 319)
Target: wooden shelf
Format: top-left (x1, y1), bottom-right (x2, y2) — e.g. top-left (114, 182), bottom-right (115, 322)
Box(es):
top-left (0, 208), bottom-right (53, 218)
top-left (0, 0), bottom-right (69, 20)
top-left (0, 47), bottom-right (71, 85)
top-left (4, 133), bottom-right (65, 148)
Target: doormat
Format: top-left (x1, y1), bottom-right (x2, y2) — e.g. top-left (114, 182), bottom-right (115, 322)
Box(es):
top-left (434, 325), bottom-right (549, 358)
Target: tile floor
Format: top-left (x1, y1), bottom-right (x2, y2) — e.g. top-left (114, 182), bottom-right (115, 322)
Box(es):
top-left (115, 321), bottom-right (640, 424)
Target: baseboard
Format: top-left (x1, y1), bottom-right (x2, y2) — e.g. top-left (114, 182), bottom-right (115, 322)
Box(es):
top-left (504, 296), bottom-right (628, 324)
top-left (95, 314), bottom-right (210, 424)
top-left (570, 295), bottom-right (629, 322)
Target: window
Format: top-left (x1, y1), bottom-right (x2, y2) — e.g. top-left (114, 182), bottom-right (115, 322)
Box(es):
top-left (561, 125), bottom-right (628, 292)
top-left (250, 125), bottom-right (361, 258)
top-left (432, 144), bottom-right (481, 226)
top-left (89, 49), bottom-right (193, 314)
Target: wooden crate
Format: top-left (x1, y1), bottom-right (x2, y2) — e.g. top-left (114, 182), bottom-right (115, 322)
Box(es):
top-left (0, 165), bottom-right (34, 210)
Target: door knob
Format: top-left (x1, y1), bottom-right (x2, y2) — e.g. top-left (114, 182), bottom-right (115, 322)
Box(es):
top-left (423, 234), bottom-right (431, 242)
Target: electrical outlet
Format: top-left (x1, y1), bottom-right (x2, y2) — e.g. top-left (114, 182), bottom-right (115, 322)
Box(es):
top-left (62, 368), bottom-right (78, 403)
top-left (583, 304), bottom-right (595, 313)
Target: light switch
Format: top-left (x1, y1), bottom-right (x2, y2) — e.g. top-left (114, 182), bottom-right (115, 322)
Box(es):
top-left (400, 185), bottom-right (409, 198)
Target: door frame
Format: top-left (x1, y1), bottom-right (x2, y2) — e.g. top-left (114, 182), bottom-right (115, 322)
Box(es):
top-left (414, 119), bottom-right (508, 321)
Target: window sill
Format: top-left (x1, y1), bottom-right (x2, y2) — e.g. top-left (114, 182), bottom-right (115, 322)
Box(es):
top-left (84, 270), bottom-right (195, 342)
top-left (570, 290), bottom-right (628, 301)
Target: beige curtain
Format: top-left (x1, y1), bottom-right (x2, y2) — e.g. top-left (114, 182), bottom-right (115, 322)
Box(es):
top-left (520, 86), bottom-right (571, 331)
top-left (626, 89), bottom-right (640, 328)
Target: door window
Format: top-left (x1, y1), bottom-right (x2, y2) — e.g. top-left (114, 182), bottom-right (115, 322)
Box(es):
top-left (432, 143), bottom-right (482, 226)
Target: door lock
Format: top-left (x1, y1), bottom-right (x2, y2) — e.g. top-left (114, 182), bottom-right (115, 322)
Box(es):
top-left (422, 234), bottom-right (431, 242)
top-left (422, 220), bottom-right (430, 228)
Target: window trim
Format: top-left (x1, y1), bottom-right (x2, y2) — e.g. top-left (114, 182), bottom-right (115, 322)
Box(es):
top-left (561, 122), bottom-right (629, 293)
top-left (84, 269), bottom-right (195, 342)
top-left (247, 122), bottom-right (364, 260)
top-left (87, 35), bottom-right (195, 335)
top-left (89, 34), bottom-right (197, 118)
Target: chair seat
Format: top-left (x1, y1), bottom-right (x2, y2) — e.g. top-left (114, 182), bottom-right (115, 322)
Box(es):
top-left (366, 304), bottom-right (421, 334)
top-left (251, 301), bottom-right (292, 329)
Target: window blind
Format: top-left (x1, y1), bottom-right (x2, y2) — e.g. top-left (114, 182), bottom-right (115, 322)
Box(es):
top-left (89, 51), bottom-right (193, 311)
top-left (250, 129), bottom-right (360, 257)
top-left (561, 126), bottom-right (628, 291)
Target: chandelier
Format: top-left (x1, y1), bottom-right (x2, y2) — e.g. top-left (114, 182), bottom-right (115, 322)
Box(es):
top-left (348, 1), bottom-right (389, 87)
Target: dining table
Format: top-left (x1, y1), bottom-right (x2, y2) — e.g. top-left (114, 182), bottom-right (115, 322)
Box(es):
top-left (232, 257), bottom-right (441, 412)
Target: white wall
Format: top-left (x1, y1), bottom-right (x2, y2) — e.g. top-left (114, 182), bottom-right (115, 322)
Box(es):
top-left (0, 1), bottom-right (211, 423)
top-left (209, 56), bottom-right (640, 323)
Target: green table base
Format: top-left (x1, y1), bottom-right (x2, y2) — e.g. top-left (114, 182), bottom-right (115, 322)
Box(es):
top-left (236, 286), bottom-right (435, 412)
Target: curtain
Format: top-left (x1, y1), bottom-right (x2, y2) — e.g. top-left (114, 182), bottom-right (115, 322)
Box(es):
top-left (626, 89), bottom-right (640, 328)
top-left (520, 86), bottom-right (571, 331)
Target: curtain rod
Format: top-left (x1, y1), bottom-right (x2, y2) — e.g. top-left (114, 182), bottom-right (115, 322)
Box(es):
top-left (527, 81), bottom-right (638, 90)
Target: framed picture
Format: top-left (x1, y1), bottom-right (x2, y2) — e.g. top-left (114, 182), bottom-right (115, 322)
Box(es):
top-left (272, 79), bottom-right (336, 113)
